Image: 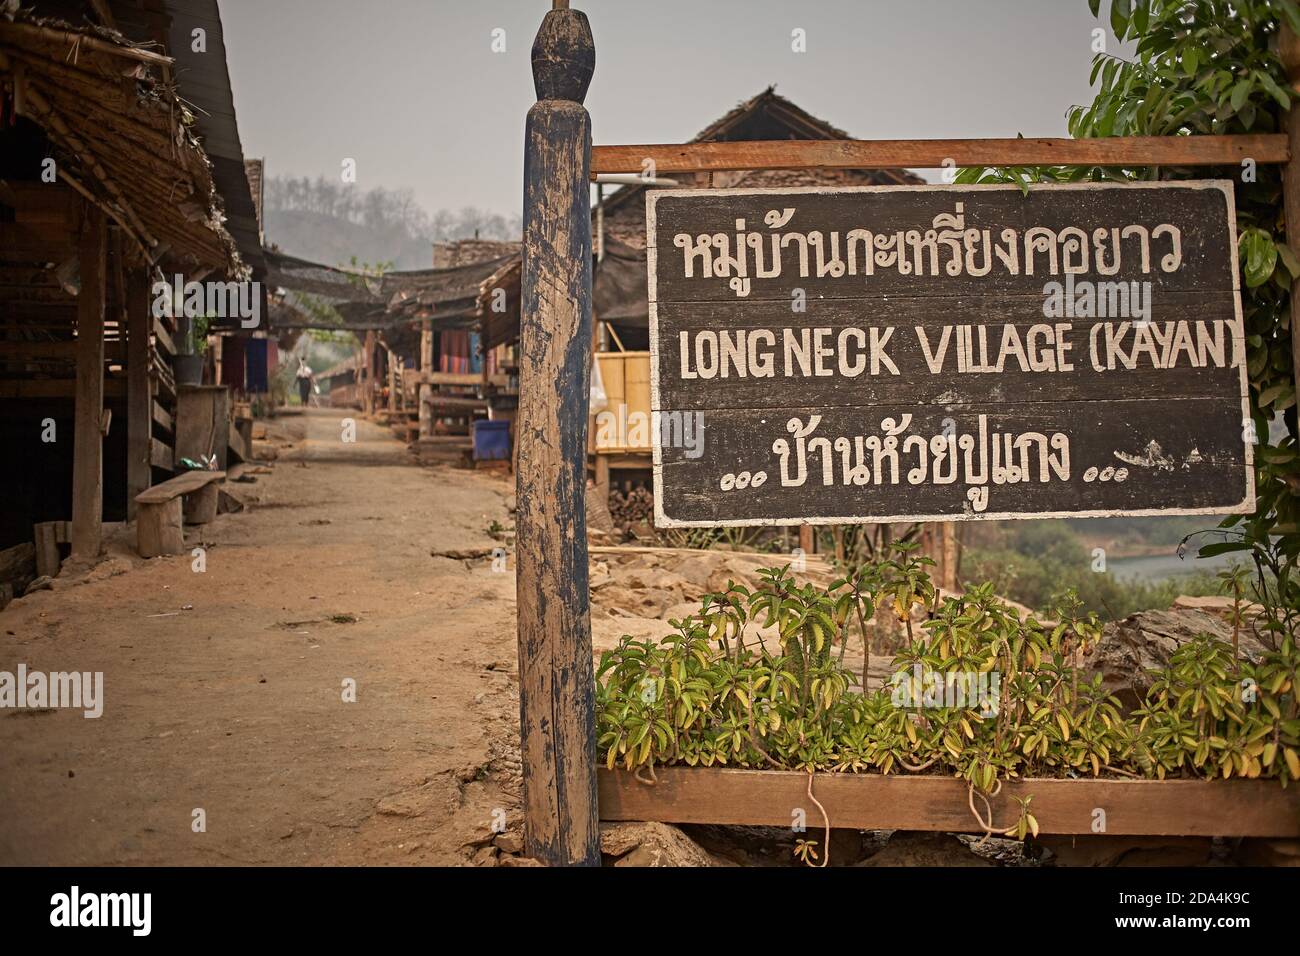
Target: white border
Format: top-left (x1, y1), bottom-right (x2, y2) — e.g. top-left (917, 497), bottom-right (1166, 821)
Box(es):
top-left (645, 180), bottom-right (1256, 528)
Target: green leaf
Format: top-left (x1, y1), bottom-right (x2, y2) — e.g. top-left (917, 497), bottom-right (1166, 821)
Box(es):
top-left (1195, 541), bottom-right (1251, 558)
top-left (1229, 79), bottom-right (1251, 113)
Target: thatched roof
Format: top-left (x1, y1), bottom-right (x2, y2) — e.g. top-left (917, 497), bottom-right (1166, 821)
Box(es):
top-left (0, 5), bottom-right (245, 276)
top-left (594, 87), bottom-right (925, 327)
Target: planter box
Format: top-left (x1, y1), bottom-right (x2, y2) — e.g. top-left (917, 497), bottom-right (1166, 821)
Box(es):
top-left (598, 767), bottom-right (1300, 837)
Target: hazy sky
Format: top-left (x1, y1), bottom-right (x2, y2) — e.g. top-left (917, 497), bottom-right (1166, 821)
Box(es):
top-left (223, 0), bottom-right (1106, 223)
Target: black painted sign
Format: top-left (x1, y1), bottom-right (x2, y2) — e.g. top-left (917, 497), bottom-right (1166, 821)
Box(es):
top-left (646, 182), bottom-right (1254, 527)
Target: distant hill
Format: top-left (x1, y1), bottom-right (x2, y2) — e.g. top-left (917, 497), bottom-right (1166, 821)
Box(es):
top-left (262, 175), bottom-right (520, 271)
top-left (264, 207), bottom-right (433, 271)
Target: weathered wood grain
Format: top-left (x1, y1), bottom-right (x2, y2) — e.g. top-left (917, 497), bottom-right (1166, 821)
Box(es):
top-left (649, 182), bottom-right (1236, 302)
top-left (655, 293), bottom-right (1243, 409)
top-left (647, 182), bottom-right (1253, 527)
top-left (592, 134), bottom-right (1288, 176)
top-left (657, 399), bottom-right (1251, 525)
top-left (514, 5), bottom-right (600, 867)
top-left (126, 267), bottom-right (151, 518)
top-left (70, 204), bottom-right (106, 561)
top-left (598, 767), bottom-right (1300, 837)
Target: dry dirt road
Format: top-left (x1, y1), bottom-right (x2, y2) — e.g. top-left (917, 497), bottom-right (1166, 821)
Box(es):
top-left (0, 408), bottom-right (525, 865)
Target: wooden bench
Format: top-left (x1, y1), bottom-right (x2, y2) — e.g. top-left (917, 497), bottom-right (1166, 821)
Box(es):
top-left (133, 470), bottom-right (226, 558)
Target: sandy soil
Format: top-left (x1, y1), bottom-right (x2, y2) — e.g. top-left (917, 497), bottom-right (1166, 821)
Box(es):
top-left (0, 408), bottom-right (525, 865)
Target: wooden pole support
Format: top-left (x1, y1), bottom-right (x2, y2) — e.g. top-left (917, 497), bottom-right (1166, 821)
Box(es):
top-left (1279, 25), bottom-right (1300, 425)
top-left (516, 5), bottom-right (600, 867)
top-left (126, 267), bottom-right (152, 518)
top-left (71, 203), bottom-right (106, 562)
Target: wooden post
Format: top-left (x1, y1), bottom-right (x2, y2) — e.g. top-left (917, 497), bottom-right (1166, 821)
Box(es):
top-left (363, 330), bottom-right (376, 416)
top-left (418, 320), bottom-right (433, 438)
top-left (515, 2), bottom-right (599, 866)
top-left (387, 347), bottom-right (398, 412)
top-left (1280, 26), bottom-right (1300, 415)
top-left (126, 268), bottom-right (151, 518)
top-left (71, 204), bottom-right (106, 562)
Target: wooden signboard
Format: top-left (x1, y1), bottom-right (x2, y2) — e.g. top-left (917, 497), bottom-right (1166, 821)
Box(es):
top-left (647, 182), bottom-right (1254, 527)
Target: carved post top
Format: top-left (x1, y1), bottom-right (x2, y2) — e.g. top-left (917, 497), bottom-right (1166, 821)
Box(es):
top-left (531, 7), bottom-right (594, 104)
top-left (1281, 24), bottom-right (1300, 91)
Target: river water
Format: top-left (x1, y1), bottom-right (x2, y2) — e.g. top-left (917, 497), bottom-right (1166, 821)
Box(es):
top-left (1107, 549), bottom-right (1241, 582)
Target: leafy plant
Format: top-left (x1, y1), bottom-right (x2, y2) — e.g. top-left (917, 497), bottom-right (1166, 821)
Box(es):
top-left (596, 554), bottom-right (1300, 861)
top-left (955, 0), bottom-right (1300, 612)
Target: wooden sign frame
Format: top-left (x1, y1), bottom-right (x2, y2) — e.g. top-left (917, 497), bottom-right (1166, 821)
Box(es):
top-left (516, 3), bottom-right (1300, 865)
top-left (646, 180), bottom-right (1255, 528)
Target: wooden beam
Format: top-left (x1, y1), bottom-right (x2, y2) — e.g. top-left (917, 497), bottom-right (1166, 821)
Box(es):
top-left (515, 5), bottom-right (600, 867)
top-left (70, 205), bottom-right (106, 562)
top-left (150, 437), bottom-right (173, 471)
top-left (0, 378), bottom-right (125, 399)
top-left (151, 399), bottom-right (173, 434)
top-left (152, 315), bottom-right (175, 356)
top-left (598, 767), bottom-right (1300, 838)
top-left (127, 268), bottom-right (152, 518)
top-left (590, 134), bottom-right (1288, 176)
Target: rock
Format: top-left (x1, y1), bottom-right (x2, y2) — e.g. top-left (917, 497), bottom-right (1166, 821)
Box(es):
top-left (1171, 594), bottom-right (1264, 619)
top-left (601, 821), bottom-right (716, 867)
top-left (1037, 835), bottom-right (1212, 867)
top-left (661, 600), bottom-right (703, 623)
top-left (250, 441), bottom-right (279, 460)
top-left (707, 559), bottom-right (762, 594)
top-left (493, 830), bottom-right (524, 855)
top-left (1085, 608), bottom-right (1269, 709)
top-left (675, 552), bottom-right (726, 587)
top-left (85, 557), bottom-right (132, 583)
top-left (0, 542), bottom-right (36, 594)
top-left (855, 831), bottom-right (992, 867)
top-left (23, 575), bottom-right (53, 596)
top-left (431, 547), bottom-right (495, 560)
top-left (505, 495), bottom-right (517, 514)
top-left (471, 845), bottom-right (499, 867)
top-left (589, 561), bottom-right (613, 590)
top-left (498, 854), bottom-right (544, 867)
top-left (595, 585), bottom-right (679, 619)
top-left (1234, 837), bottom-right (1300, 867)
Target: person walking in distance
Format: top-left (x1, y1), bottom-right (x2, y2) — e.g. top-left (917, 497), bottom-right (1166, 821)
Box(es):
top-left (295, 358), bottom-right (315, 408)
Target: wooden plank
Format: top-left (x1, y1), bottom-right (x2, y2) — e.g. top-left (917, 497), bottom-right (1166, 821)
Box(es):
top-left (151, 399), bottom-right (173, 434)
top-left (33, 522), bottom-right (60, 578)
top-left (70, 205), bottom-right (106, 562)
top-left (598, 767), bottom-right (1300, 837)
top-left (126, 268), bottom-right (151, 517)
top-left (515, 5), bottom-right (600, 867)
top-left (174, 385), bottom-right (230, 469)
top-left (152, 315), bottom-right (175, 357)
top-left (150, 437), bottom-right (173, 471)
top-left (591, 134), bottom-right (1289, 176)
top-left (0, 378), bottom-right (125, 399)
top-left (647, 182), bottom-right (1254, 527)
top-left (136, 498), bottom-right (183, 558)
top-left (135, 469), bottom-right (225, 505)
top-left (0, 222), bottom-right (76, 262)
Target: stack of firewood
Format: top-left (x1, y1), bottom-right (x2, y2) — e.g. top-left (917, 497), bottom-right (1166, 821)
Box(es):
top-left (608, 486), bottom-right (654, 528)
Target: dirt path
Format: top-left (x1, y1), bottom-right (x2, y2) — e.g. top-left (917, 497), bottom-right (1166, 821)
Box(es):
top-left (0, 408), bottom-right (524, 865)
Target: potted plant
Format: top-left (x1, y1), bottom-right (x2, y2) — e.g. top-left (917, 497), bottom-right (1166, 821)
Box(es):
top-left (173, 312), bottom-right (210, 386)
